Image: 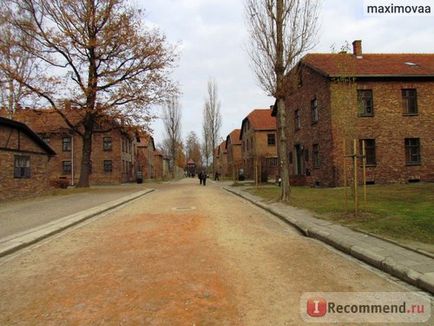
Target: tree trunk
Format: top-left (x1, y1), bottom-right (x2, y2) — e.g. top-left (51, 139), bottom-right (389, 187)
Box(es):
top-left (77, 116), bottom-right (94, 187)
top-left (275, 0), bottom-right (290, 202)
top-left (276, 97), bottom-right (290, 201)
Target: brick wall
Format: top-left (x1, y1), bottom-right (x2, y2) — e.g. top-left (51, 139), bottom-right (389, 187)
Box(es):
top-left (241, 127), bottom-right (278, 180)
top-left (284, 65), bottom-right (434, 186)
top-left (226, 143), bottom-right (242, 179)
top-left (40, 130), bottom-right (137, 186)
top-left (285, 66), bottom-right (335, 186)
top-left (331, 79), bottom-right (434, 185)
top-left (0, 126), bottom-right (52, 200)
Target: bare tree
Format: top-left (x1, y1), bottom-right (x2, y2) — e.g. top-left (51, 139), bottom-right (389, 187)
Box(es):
top-left (245, 0), bottom-right (320, 201)
top-left (202, 118), bottom-right (211, 170)
top-left (0, 6), bottom-right (36, 116)
top-left (1, 0), bottom-right (177, 187)
top-left (185, 131), bottom-right (202, 166)
top-left (162, 95), bottom-right (182, 178)
top-left (202, 79), bottom-right (221, 174)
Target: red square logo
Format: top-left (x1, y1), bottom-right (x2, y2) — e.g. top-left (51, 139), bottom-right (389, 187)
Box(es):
top-left (307, 297), bottom-right (327, 317)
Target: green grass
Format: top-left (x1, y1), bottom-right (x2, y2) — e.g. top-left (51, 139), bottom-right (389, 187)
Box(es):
top-left (245, 183), bottom-right (434, 247)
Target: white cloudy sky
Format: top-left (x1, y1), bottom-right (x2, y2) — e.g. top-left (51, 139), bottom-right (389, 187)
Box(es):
top-left (136, 0), bottom-right (434, 146)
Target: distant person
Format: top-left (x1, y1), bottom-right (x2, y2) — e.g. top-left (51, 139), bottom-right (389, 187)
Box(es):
top-left (202, 171), bottom-right (207, 186)
top-left (214, 171), bottom-right (220, 181)
top-left (198, 171), bottom-right (203, 185)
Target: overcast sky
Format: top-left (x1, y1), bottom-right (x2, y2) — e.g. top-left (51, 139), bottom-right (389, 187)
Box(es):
top-left (136, 0), bottom-right (434, 146)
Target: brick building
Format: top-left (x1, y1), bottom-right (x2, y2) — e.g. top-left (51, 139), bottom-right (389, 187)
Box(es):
top-left (277, 40), bottom-right (434, 186)
top-left (225, 129), bottom-right (242, 179)
top-left (137, 133), bottom-right (157, 179)
top-left (0, 117), bottom-right (56, 200)
top-left (240, 109), bottom-right (278, 181)
top-left (214, 141), bottom-right (228, 178)
top-left (6, 108), bottom-right (139, 186)
top-left (153, 150), bottom-right (171, 179)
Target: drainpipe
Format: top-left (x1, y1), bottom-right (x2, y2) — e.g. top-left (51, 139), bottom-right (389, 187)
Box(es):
top-left (71, 132), bottom-right (74, 186)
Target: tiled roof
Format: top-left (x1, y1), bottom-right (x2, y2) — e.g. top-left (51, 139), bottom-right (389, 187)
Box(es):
top-left (226, 129), bottom-right (241, 147)
top-left (240, 109), bottom-right (276, 139)
top-left (137, 132), bottom-right (155, 150)
top-left (3, 108), bottom-right (83, 134)
top-left (303, 53), bottom-right (434, 77)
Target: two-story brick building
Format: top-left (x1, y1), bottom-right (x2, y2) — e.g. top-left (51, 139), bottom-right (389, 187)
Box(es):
top-left (136, 133), bottom-right (157, 180)
top-left (225, 129), bottom-right (242, 179)
top-left (277, 40), bottom-right (434, 186)
top-left (240, 109), bottom-right (278, 181)
top-left (7, 107), bottom-right (139, 186)
top-left (214, 141), bottom-right (228, 178)
top-left (0, 117), bottom-right (56, 200)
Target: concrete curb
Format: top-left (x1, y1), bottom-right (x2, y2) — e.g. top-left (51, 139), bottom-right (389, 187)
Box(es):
top-left (224, 186), bottom-right (434, 295)
top-left (0, 189), bottom-right (154, 258)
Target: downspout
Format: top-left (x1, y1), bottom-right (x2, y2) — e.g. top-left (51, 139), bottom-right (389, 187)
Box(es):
top-left (71, 132), bottom-right (74, 186)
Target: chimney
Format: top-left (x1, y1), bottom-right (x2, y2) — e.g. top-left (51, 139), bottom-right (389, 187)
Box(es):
top-left (64, 99), bottom-right (71, 110)
top-left (352, 40), bottom-right (362, 58)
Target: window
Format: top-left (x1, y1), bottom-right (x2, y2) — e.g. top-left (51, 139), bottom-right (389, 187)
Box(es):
top-left (104, 160), bottom-right (113, 172)
top-left (267, 133), bottom-right (276, 146)
top-left (313, 144), bottom-right (320, 168)
top-left (62, 136), bottom-right (72, 151)
top-left (311, 98), bottom-right (319, 123)
top-left (360, 139), bottom-right (376, 166)
top-left (14, 155), bottom-right (30, 178)
top-left (402, 89), bottom-right (418, 115)
top-left (103, 137), bottom-right (112, 151)
top-left (294, 109), bottom-right (301, 130)
top-left (405, 138), bottom-right (421, 165)
top-left (266, 157), bottom-right (278, 167)
top-left (62, 161), bottom-right (72, 174)
top-left (357, 90), bottom-right (374, 116)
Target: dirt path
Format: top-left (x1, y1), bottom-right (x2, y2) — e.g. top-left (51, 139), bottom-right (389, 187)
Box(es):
top-left (0, 179), bottom-right (431, 325)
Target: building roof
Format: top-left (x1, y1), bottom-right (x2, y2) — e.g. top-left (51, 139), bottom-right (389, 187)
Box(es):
top-left (137, 132), bottom-right (156, 151)
top-left (0, 117), bottom-right (56, 155)
top-left (225, 129), bottom-right (241, 149)
top-left (5, 107), bottom-right (83, 134)
top-left (240, 109), bottom-right (276, 139)
top-left (218, 141), bottom-right (227, 156)
top-left (302, 53), bottom-right (434, 78)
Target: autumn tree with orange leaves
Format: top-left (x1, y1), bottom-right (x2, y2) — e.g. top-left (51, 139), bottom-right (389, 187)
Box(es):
top-left (0, 0), bottom-right (178, 187)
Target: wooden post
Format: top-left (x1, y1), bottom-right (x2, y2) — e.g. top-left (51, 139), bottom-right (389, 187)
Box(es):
top-left (255, 158), bottom-right (258, 188)
top-left (343, 139), bottom-right (348, 211)
top-left (353, 139), bottom-right (358, 217)
top-left (362, 140), bottom-right (367, 203)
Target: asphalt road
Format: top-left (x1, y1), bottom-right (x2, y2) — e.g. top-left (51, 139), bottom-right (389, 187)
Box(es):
top-left (0, 184), bottom-right (147, 239)
top-left (0, 178), bottom-right (432, 325)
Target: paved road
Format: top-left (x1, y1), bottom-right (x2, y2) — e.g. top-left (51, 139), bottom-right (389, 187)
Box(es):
top-left (0, 184), bottom-right (147, 239)
top-left (0, 179), bottom-right (432, 325)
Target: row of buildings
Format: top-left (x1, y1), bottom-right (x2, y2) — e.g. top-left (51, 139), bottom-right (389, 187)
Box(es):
top-left (215, 40), bottom-right (434, 187)
top-left (0, 107), bottom-right (170, 201)
top-left (214, 109), bottom-right (279, 182)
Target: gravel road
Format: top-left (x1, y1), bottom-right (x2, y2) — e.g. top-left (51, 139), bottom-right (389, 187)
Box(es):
top-left (0, 178), bottom-right (431, 325)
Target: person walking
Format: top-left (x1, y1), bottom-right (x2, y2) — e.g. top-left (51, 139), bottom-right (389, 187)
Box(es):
top-left (198, 171), bottom-right (203, 185)
top-left (202, 171), bottom-right (207, 186)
